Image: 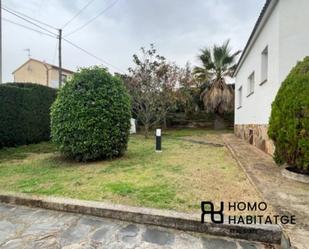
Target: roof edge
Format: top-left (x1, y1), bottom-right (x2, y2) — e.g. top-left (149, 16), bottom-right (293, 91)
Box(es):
top-left (12, 58), bottom-right (75, 74)
top-left (234, 0), bottom-right (279, 77)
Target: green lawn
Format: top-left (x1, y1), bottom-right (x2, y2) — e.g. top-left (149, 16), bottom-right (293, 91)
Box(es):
top-left (0, 129), bottom-right (262, 213)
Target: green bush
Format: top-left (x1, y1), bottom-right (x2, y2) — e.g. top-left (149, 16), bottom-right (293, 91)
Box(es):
top-left (0, 83), bottom-right (57, 148)
top-left (268, 57), bottom-right (309, 171)
top-left (51, 67), bottom-right (131, 161)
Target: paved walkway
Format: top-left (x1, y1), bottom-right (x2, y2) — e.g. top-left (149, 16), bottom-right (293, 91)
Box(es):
top-left (0, 203), bottom-right (274, 249)
top-left (223, 134), bottom-right (309, 249)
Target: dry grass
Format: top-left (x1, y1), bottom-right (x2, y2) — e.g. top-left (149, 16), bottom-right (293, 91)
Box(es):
top-left (0, 129), bottom-right (265, 214)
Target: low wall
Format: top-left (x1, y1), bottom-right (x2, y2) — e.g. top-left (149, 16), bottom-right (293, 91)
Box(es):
top-left (234, 124), bottom-right (275, 155)
top-left (0, 192), bottom-right (283, 244)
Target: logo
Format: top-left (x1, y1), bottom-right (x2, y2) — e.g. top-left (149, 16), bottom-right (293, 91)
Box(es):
top-left (201, 201), bottom-right (296, 225)
top-left (201, 201), bottom-right (224, 224)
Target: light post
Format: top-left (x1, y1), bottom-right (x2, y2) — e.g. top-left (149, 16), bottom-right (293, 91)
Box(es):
top-left (155, 128), bottom-right (162, 152)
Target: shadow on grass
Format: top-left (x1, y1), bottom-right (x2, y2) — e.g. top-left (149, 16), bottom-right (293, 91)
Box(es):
top-left (0, 142), bottom-right (57, 162)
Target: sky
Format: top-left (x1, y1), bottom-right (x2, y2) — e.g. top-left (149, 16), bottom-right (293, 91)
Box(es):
top-left (2, 0), bottom-right (265, 82)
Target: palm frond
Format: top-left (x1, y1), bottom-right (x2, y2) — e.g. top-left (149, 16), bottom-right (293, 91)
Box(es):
top-left (194, 39), bottom-right (238, 114)
top-left (202, 78), bottom-right (234, 114)
top-left (193, 66), bottom-right (213, 83)
top-left (199, 48), bottom-right (215, 70)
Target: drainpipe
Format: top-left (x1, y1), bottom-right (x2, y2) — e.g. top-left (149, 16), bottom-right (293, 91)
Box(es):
top-left (43, 63), bottom-right (51, 87)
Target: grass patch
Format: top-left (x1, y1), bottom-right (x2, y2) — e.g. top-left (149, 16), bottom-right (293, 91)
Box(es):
top-left (0, 129), bottom-right (263, 214)
top-left (104, 182), bottom-right (176, 208)
top-left (136, 184), bottom-right (176, 206)
top-left (105, 182), bottom-right (136, 196)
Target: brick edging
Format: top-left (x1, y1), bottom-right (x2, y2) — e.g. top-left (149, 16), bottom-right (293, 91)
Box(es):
top-left (0, 191), bottom-right (282, 244)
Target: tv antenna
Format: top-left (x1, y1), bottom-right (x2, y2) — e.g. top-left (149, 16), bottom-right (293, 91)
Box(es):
top-left (23, 48), bottom-right (31, 58)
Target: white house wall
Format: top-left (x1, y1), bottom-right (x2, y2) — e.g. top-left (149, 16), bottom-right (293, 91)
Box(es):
top-left (278, 0), bottom-right (309, 83)
top-left (234, 0), bottom-right (309, 154)
top-left (235, 3), bottom-right (280, 125)
top-left (235, 0), bottom-right (309, 125)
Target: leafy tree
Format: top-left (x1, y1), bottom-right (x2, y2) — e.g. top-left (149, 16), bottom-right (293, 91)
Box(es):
top-left (194, 40), bottom-right (240, 129)
top-left (177, 63), bottom-right (204, 115)
top-left (126, 45), bottom-right (178, 137)
top-left (159, 62), bottom-right (179, 128)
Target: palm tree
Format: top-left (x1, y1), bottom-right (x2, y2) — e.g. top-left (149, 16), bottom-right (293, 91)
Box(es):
top-left (194, 40), bottom-right (241, 129)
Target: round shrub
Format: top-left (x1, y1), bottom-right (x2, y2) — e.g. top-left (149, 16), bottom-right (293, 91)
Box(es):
top-left (0, 83), bottom-right (57, 148)
top-left (268, 56), bottom-right (309, 172)
top-left (51, 67), bottom-right (131, 161)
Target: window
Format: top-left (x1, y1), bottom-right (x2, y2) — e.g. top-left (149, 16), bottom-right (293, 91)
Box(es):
top-left (61, 74), bottom-right (67, 83)
top-left (238, 86), bottom-right (243, 108)
top-left (261, 46), bottom-right (268, 84)
top-left (50, 80), bottom-right (58, 89)
top-left (249, 129), bottom-right (254, 145)
top-left (247, 72), bottom-right (255, 96)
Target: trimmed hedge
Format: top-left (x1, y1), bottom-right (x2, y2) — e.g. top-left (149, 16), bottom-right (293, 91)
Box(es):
top-left (51, 67), bottom-right (131, 161)
top-left (268, 57), bottom-right (309, 171)
top-left (0, 83), bottom-right (57, 148)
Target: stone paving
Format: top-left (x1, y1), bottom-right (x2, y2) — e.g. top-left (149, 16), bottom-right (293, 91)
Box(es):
top-left (223, 134), bottom-right (309, 249)
top-left (0, 203), bottom-right (275, 249)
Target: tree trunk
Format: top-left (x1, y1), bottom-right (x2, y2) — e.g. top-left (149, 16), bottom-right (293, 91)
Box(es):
top-left (214, 113), bottom-right (226, 130)
top-left (144, 123), bottom-right (149, 139)
top-left (163, 116), bottom-right (167, 129)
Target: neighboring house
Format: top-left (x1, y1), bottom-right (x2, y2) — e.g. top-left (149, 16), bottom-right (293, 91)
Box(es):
top-left (12, 58), bottom-right (75, 88)
top-left (234, 0), bottom-right (309, 154)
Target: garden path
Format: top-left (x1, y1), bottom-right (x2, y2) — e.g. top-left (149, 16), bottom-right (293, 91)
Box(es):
top-left (223, 134), bottom-right (309, 249)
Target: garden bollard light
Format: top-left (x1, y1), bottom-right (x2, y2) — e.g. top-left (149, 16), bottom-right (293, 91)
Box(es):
top-left (156, 128), bottom-right (162, 152)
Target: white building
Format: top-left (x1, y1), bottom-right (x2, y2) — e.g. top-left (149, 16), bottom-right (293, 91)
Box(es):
top-left (234, 0), bottom-right (309, 154)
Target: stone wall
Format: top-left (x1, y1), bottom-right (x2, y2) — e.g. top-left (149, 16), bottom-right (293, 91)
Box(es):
top-left (234, 124), bottom-right (275, 155)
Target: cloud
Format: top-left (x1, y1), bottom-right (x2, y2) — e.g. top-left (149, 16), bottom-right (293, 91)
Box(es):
top-left (2, 0), bottom-right (264, 81)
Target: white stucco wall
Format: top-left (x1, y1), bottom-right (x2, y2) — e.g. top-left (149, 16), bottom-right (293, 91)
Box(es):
top-left (278, 0), bottom-right (309, 83)
top-left (235, 3), bottom-right (280, 125)
top-left (235, 0), bottom-right (309, 125)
